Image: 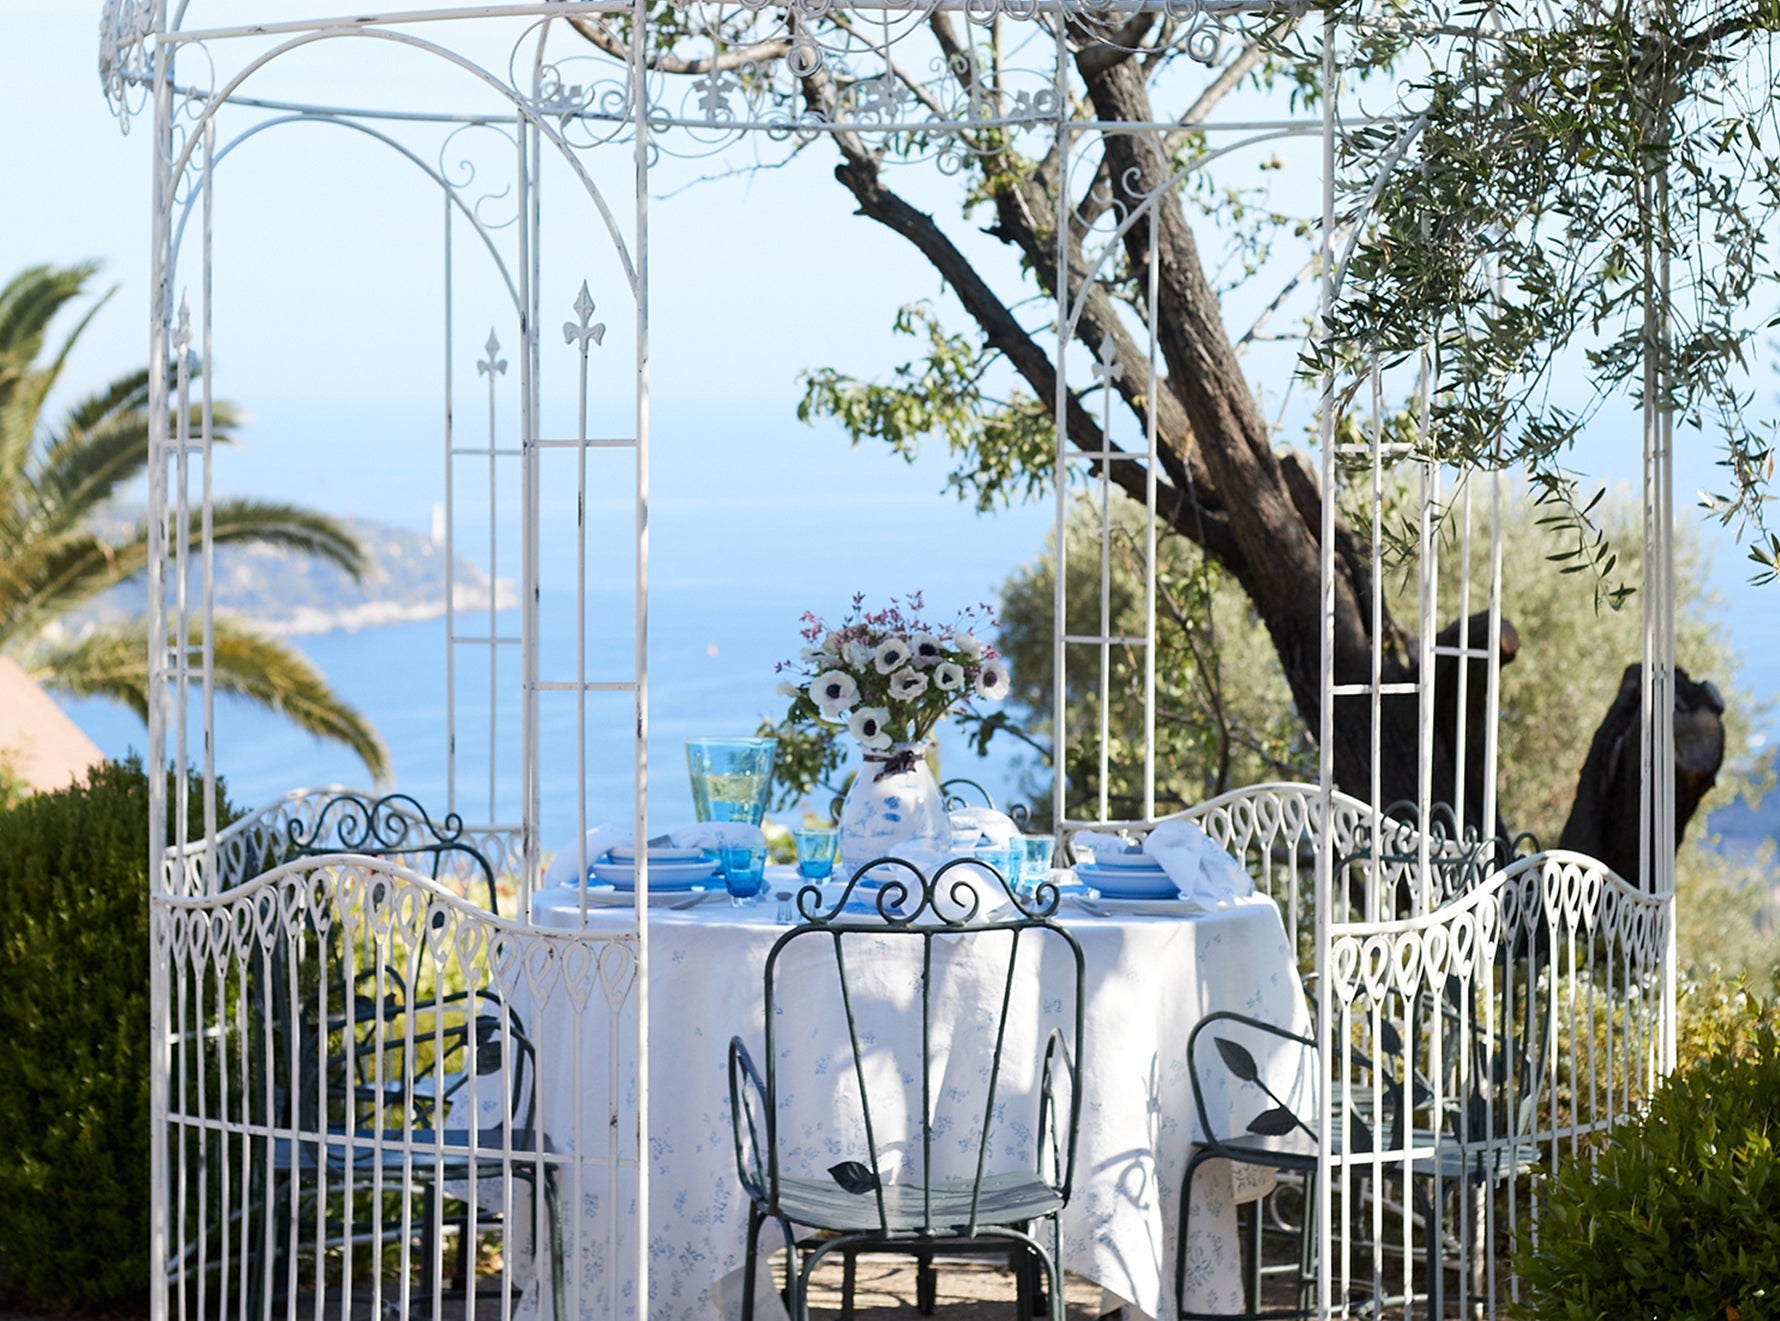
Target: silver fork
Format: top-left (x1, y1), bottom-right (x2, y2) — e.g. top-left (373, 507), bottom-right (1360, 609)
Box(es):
top-left (669, 890), bottom-right (715, 910)
top-left (1070, 893), bottom-right (1112, 918)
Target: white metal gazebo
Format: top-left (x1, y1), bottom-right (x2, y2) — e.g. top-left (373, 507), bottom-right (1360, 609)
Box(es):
top-left (109, 0), bottom-right (1685, 1315)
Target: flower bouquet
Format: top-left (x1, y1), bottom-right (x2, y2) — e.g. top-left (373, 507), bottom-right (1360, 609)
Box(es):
top-left (776, 594), bottom-right (1010, 876)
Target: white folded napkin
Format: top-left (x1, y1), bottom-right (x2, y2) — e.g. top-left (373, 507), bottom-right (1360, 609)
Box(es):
top-left (1142, 819), bottom-right (1254, 908)
top-left (668, 821), bottom-right (766, 851)
top-left (1068, 829), bottom-right (1139, 864)
top-left (947, 807), bottom-right (1020, 852)
top-left (541, 825), bottom-right (634, 888)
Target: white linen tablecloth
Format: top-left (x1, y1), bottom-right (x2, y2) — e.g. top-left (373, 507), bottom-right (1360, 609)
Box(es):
top-left (519, 877), bottom-right (1312, 1320)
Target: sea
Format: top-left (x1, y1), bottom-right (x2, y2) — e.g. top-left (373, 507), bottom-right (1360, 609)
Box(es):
top-left (58, 547), bottom-right (1058, 846)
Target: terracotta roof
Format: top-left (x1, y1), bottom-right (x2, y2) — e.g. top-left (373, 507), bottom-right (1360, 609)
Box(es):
top-left (0, 655), bottom-right (103, 793)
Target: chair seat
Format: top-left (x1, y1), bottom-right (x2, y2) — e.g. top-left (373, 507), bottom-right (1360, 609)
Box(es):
top-left (1203, 1129), bottom-right (1319, 1172)
top-left (773, 1170), bottom-right (1064, 1234)
top-left (1328, 1132), bottom-right (1544, 1182)
top-left (271, 1128), bottom-right (550, 1177)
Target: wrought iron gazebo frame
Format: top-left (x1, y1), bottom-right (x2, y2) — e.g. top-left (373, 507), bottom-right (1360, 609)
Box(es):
top-left (108, 0), bottom-right (1682, 1316)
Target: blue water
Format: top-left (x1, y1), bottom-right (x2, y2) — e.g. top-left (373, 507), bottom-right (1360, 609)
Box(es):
top-left (61, 587), bottom-right (1050, 844)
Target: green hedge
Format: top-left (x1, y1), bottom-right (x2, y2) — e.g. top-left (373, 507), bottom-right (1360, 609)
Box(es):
top-left (0, 758), bottom-right (227, 1310)
top-left (1516, 985), bottom-right (1780, 1321)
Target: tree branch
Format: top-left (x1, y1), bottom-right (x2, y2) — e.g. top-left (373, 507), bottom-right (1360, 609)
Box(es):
top-left (1076, 11), bottom-right (1161, 79)
top-left (562, 11), bottom-right (790, 76)
top-left (1162, 26), bottom-right (1281, 157)
top-left (796, 57), bottom-right (1246, 572)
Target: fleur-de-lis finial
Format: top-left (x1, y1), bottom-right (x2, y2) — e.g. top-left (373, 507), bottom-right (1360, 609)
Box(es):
top-left (563, 282), bottom-right (606, 353)
top-left (478, 328), bottom-right (507, 378)
top-left (172, 292), bottom-right (192, 353)
top-left (1093, 334), bottom-right (1124, 386)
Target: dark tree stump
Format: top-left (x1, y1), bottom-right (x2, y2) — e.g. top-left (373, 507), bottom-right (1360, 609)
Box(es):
top-left (1558, 664), bottom-right (1726, 883)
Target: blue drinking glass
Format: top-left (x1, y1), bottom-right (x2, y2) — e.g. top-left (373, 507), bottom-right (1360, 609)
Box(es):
top-left (974, 840), bottom-right (1020, 885)
top-left (1018, 833), bottom-right (1055, 892)
top-left (794, 827), bottom-right (839, 881)
top-left (686, 738), bottom-right (778, 825)
top-left (719, 843), bottom-right (767, 904)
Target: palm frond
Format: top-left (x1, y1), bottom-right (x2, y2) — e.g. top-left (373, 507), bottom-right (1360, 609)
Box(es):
top-left (0, 263), bottom-right (383, 784)
top-left (51, 367), bottom-right (150, 444)
top-left (0, 265), bottom-right (100, 487)
top-left (0, 264), bottom-right (96, 363)
top-left (0, 530), bottom-right (146, 650)
top-left (209, 499), bottom-right (367, 580)
top-left (22, 284), bottom-right (119, 437)
top-left (25, 393), bottom-right (242, 544)
top-left (0, 497), bottom-right (366, 652)
top-left (27, 615), bottom-right (391, 784)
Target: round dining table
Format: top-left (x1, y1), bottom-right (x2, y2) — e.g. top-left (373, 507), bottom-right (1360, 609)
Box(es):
top-left (509, 868), bottom-right (1314, 1321)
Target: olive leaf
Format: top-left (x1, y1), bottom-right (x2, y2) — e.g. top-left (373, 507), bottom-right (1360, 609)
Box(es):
top-left (828, 1161), bottom-right (881, 1195)
top-left (1215, 1036), bottom-right (1260, 1083)
top-left (1246, 1106), bottom-right (1302, 1137)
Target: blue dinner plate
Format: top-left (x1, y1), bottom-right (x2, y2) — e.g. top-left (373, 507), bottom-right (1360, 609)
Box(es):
top-left (1075, 862), bottom-right (1179, 899)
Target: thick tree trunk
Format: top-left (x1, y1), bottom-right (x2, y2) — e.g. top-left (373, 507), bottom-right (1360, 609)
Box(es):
top-left (1078, 54), bottom-right (1432, 814)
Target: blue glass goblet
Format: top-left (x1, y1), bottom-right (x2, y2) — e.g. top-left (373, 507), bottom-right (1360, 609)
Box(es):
top-left (719, 843), bottom-right (767, 905)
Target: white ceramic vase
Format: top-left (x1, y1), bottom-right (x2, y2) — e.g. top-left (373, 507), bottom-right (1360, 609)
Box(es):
top-left (837, 742), bottom-right (952, 881)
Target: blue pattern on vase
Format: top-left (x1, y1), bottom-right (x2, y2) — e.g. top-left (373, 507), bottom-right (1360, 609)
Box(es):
top-left (838, 741), bottom-right (952, 878)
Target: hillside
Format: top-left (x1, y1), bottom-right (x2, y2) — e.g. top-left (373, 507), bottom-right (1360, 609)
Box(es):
top-left (46, 513), bottom-right (517, 641)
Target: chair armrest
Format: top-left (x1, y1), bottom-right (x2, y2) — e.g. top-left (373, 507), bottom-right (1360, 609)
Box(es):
top-left (1038, 1027), bottom-right (1078, 1198)
top-left (729, 1036), bottom-right (768, 1201)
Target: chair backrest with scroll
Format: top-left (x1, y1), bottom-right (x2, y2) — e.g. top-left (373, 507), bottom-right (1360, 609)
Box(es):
top-left (750, 860), bottom-right (1084, 1239)
top-left (284, 791), bottom-right (501, 913)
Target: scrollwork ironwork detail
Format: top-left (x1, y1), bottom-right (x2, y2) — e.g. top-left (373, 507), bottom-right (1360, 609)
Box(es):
top-left (796, 854), bottom-right (1060, 927)
top-left (99, 0), bottom-right (155, 128)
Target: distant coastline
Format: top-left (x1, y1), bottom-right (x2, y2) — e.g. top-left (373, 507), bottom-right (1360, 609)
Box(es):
top-left (49, 509), bottom-right (518, 642)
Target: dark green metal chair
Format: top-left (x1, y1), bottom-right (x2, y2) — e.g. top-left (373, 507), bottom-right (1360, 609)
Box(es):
top-left (729, 857), bottom-right (1084, 1320)
top-left (1178, 1011), bottom-right (1322, 1321)
top-left (257, 974), bottom-right (564, 1321)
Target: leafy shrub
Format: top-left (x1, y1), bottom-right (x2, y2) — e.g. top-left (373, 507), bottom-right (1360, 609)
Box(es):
top-left (1516, 986), bottom-right (1780, 1321)
top-left (0, 758), bottom-right (228, 1309)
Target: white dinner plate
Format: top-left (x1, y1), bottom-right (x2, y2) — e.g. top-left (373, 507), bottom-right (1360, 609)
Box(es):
top-left (607, 844), bottom-right (709, 864)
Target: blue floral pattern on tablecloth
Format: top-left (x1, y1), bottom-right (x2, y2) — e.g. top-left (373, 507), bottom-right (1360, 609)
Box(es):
top-left (514, 888), bottom-right (1311, 1321)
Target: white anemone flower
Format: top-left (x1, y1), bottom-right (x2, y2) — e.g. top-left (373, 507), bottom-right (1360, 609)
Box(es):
top-left (846, 640), bottom-right (877, 670)
top-left (848, 706), bottom-right (894, 751)
top-left (889, 668), bottom-right (929, 702)
top-left (800, 645), bottom-right (826, 666)
top-left (776, 678), bottom-right (801, 699)
top-left (933, 661), bottom-right (965, 691)
top-left (907, 631), bottom-right (944, 667)
top-left (954, 630), bottom-right (985, 657)
top-left (810, 669), bottom-right (860, 718)
top-left (974, 657), bottom-right (1011, 702)
top-left (873, 637), bottom-right (912, 673)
